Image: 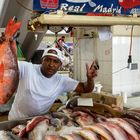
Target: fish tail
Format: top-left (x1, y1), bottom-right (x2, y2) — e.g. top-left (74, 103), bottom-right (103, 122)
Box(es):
top-left (5, 18), bottom-right (21, 38)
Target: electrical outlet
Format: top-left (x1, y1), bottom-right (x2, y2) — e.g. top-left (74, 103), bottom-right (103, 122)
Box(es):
top-left (131, 63), bottom-right (138, 70)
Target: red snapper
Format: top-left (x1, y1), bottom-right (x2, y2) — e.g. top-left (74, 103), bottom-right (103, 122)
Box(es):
top-left (0, 18), bottom-right (21, 104)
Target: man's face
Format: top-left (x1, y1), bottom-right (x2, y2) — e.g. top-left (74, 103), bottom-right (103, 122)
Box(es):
top-left (41, 55), bottom-right (62, 78)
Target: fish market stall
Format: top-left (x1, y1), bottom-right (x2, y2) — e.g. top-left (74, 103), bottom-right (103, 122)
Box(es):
top-left (1, 1), bottom-right (140, 140)
top-left (0, 95), bottom-right (140, 140)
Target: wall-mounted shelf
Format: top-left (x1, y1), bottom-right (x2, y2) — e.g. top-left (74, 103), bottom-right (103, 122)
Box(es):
top-left (30, 14), bottom-right (140, 27)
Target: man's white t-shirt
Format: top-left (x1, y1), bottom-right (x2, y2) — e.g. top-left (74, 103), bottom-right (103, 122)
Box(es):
top-left (8, 61), bottom-right (79, 120)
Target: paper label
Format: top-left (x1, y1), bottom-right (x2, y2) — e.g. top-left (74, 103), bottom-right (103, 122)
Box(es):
top-left (77, 98), bottom-right (93, 106)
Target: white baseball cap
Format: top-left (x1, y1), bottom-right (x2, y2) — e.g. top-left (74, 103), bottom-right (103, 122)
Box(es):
top-left (42, 47), bottom-right (64, 63)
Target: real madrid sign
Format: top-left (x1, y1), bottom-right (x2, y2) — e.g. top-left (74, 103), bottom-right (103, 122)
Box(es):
top-left (33, 0), bottom-right (140, 15)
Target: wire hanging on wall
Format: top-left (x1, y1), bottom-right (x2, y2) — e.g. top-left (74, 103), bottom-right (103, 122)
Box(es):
top-left (113, 25), bottom-right (135, 74)
top-left (127, 25), bottom-right (134, 68)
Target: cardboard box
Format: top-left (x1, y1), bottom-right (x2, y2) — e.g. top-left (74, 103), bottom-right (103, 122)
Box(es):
top-left (80, 91), bottom-right (123, 108)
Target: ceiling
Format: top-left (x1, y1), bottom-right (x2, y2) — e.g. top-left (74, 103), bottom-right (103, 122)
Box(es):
top-left (0, 0), bottom-right (47, 61)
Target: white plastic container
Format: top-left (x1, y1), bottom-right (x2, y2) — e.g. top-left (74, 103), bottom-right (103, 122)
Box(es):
top-left (93, 82), bottom-right (103, 93)
top-left (96, 86), bottom-right (103, 93)
top-left (121, 92), bottom-right (127, 104)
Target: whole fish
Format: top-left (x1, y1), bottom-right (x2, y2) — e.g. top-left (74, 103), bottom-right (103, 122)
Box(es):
top-left (28, 120), bottom-right (50, 140)
top-left (18, 116), bottom-right (49, 138)
top-left (107, 118), bottom-right (140, 140)
top-left (26, 116), bottom-right (49, 132)
top-left (12, 124), bottom-right (25, 134)
top-left (84, 124), bottom-right (114, 140)
top-left (124, 118), bottom-right (140, 133)
top-left (100, 122), bottom-right (129, 140)
top-left (72, 111), bottom-right (95, 126)
top-left (122, 111), bottom-right (140, 122)
top-left (0, 18), bottom-right (21, 104)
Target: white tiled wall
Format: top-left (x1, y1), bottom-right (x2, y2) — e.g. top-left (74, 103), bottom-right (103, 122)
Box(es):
top-left (112, 36), bottom-right (140, 96)
top-left (96, 38), bottom-right (112, 92)
top-left (74, 38), bottom-right (96, 81)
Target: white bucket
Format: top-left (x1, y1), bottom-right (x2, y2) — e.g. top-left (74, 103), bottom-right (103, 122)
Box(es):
top-left (95, 84), bottom-right (103, 93)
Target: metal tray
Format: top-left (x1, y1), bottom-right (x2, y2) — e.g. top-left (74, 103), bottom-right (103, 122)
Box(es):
top-left (0, 118), bottom-right (32, 140)
top-left (0, 117), bottom-right (31, 131)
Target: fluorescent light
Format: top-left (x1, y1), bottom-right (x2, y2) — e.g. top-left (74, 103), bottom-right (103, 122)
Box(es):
top-left (46, 29), bottom-right (68, 35)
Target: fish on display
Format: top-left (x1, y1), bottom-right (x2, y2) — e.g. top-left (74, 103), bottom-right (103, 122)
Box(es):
top-left (0, 18), bottom-right (21, 104)
top-left (26, 116), bottom-right (49, 132)
top-left (124, 118), bottom-right (140, 133)
top-left (28, 120), bottom-right (50, 140)
top-left (107, 118), bottom-right (140, 140)
top-left (72, 111), bottom-right (95, 126)
top-left (18, 116), bottom-right (49, 138)
top-left (12, 124), bottom-right (25, 135)
top-left (99, 122), bottom-right (129, 140)
top-left (84, 124), bottom-right (114, 140)
top-left (122, 110), bottom-right (140, 122)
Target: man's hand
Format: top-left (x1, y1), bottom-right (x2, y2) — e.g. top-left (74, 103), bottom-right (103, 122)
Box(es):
top-left (0, 32), bottom-right (6, 44)
top-left (86, 60), bottom-right (98, 81)
top-left (74, 60), bottom-right (99, 93)
top-left (0, 32), bottom-right (14, 44)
